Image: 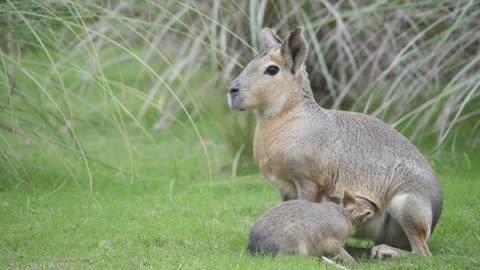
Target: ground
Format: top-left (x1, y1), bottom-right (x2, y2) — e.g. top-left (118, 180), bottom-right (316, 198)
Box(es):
top-left (1, 122), bottom-right (479, 270)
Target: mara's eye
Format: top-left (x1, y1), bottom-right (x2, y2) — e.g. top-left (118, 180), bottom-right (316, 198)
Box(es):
top-left (264, 65), bottom-right (280, 76)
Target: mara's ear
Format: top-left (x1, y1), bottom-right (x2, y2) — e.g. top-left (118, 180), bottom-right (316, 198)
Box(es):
top-left (352, 209), bottom-right (374, 225)
top-left (281, 26), bottom-right (308, 74)
top-left (261, 28), bottom-right (281, 50)
top-left (342, 189), bottom-right (356, 207)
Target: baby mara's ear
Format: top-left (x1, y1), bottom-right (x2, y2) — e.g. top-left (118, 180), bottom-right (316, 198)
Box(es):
top-left (341, 191), bottom-right (376, 226)
top-left (351, 208), bottom-right (374, 226)
top-left (342, 189), bottom-right (356, 207)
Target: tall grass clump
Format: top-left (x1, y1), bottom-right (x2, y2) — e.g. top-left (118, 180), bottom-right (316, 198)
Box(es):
top-left (0, 0), bottom-right (219, 190)
top-left (211, 1), bottom-right (480, 157)
top-left (0, 0), bottom-right (479, 189)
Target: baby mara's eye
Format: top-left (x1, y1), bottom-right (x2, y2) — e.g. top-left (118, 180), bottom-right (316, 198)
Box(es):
top-left (264, 65), bottom-right (280, 76)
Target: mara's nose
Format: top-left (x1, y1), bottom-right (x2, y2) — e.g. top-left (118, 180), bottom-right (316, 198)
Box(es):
top-left (229, 88), bottom-right (239, 94)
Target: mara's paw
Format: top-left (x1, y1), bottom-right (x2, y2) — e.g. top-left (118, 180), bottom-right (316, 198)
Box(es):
top-left (370, 244), bottom-right (407, 259)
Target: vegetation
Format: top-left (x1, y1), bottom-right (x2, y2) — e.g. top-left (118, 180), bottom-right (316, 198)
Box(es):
top-left (1, 122), bottom-right (479, 269)
top-left (0, 0), bottom-right (479, 269)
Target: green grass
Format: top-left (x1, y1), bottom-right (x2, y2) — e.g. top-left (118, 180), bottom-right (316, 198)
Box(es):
top-left (1, 121), bottom-right (480, 269)
top-left (1, 48), bottom-right (479, 269)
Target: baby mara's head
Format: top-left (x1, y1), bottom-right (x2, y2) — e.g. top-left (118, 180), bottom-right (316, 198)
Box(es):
top-left (333, 190), bottom-right (376, 228)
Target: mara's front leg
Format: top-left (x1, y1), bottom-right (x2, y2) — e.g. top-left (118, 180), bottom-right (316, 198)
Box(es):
top-left (279, 182), bottom-right (297, 201)
top-left (294, 180), bottom-right (320, 202)
top-left (293, 173), bottom-right (336, 202)
top-left (264, 174), bottom-right (325, 202)
top-left (264, 173), bottom-right (297, 201)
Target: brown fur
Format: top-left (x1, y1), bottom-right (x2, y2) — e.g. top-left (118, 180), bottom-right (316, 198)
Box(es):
top-left (228, 26), bottom-right (443, 258)
top-left (248, 190), bottom-right (375, 264)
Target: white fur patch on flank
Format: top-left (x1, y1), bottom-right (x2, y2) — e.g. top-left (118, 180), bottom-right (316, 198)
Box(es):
top-left (389, 193), bottom-right (409, 220)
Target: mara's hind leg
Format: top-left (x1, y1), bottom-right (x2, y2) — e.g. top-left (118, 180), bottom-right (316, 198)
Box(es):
top-left (371, 194), bottom-right (432, 259)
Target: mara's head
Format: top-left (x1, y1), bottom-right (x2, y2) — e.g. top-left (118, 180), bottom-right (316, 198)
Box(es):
top-left (228, 26), bottom-right (309, 113)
